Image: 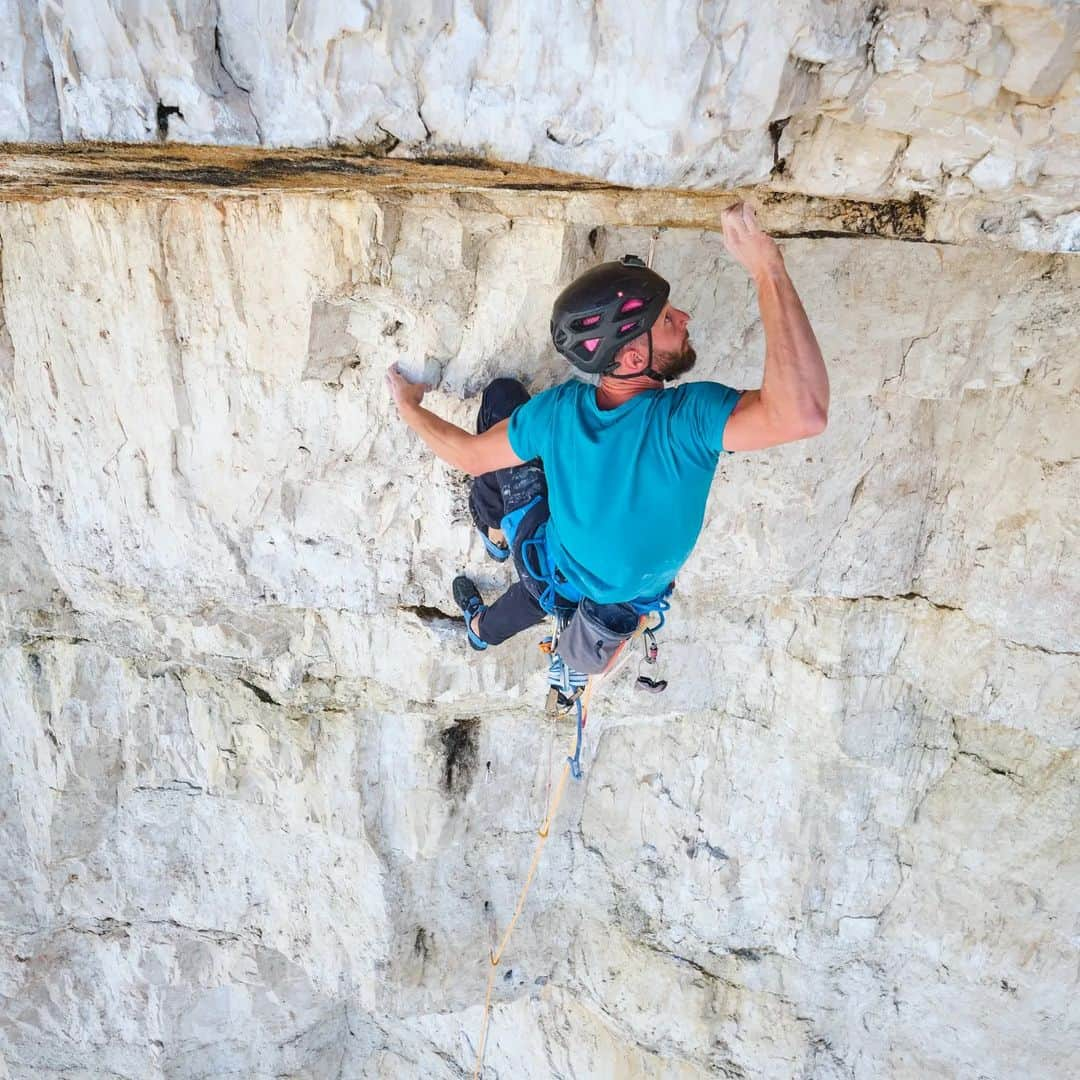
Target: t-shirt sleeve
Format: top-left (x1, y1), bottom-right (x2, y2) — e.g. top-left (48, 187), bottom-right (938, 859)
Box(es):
top-left (677, 382), bottom-right (744, 460)
top-left (507, 385), bottom-right (559, 462)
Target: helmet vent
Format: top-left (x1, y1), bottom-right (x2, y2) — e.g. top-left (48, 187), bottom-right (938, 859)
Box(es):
top-left (619, 298), bottom-right (645, 314)
top-left (583, 338), bottom-right (601, 352)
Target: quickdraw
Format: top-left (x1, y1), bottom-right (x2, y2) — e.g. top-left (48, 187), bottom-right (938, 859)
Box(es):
top-left (635, 625), bottom-right (668, 693)
top-left (542, 639), bottom-right (589, 718)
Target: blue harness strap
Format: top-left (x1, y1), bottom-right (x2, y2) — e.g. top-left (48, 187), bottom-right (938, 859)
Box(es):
top-left (520, 532), bottom-right (581, 613)
top-left (501, 496), bottom-right (581, 614)
top-left (498, 495), bottom-right (542, 550)
top-left (501, 498), bottom-right (674, 623)
top-left (629, 588), bottom-right (672, 631)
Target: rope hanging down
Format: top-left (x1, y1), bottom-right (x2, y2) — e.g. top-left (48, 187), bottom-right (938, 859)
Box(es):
top-left (471, 677), bottom-right (595, 1078)
top-left (471, 617), bottom-right (656, 1078)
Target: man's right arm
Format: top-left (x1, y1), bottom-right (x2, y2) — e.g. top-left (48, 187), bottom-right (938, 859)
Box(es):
top-left (718, 203), bottom-right (829, 452)
top-left (386, 365), bottom-right (524, 476)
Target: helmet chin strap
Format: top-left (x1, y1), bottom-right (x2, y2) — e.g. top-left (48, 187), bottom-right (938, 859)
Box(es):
top-left (606, 329), bottom-right (666, 382)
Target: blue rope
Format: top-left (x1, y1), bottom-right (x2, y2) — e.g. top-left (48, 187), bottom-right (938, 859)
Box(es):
top-left (567, 697), bottom-right (584, 781)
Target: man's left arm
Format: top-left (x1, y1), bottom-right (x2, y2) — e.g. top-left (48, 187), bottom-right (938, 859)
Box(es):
top-left (386, 364), bottom-right (524, 476)
top-left (718, 203), bottom-right (829, 452)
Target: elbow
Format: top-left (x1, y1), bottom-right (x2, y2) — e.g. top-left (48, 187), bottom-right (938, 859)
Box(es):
top-left (777, 408), bottom-right (827, 443)
top-left (753, 410), bottom-right (828, 449)
top-left (795, 387), bottom-right (829, 439)
top-left (462, 451), bottom-right (494, 478)
top-left (799, 408), bottom-right (828, 439)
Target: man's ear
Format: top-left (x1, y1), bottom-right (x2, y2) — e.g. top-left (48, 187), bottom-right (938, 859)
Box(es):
top-left (613, 335), bottom-right (649, 375)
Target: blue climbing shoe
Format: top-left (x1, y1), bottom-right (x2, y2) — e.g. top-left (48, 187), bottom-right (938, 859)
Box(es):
top-left (452, 575), bottom-right (488, 651)
top-left (479, 527), bottom-right (510, 562)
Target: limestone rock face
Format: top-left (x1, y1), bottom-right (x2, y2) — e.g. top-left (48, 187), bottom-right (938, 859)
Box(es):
top-left (2, 1), bottom-right (1078, 250)
top-left (0, 187), bottom-right (1077, 1078)
top-left (1, 1), bottom-right (1078, 1076)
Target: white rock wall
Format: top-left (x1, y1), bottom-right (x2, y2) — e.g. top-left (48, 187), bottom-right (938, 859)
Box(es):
top-left (0, 190), bottom-right (1077, 1077)
top-left (1, 1), bottom-right (1078, 250)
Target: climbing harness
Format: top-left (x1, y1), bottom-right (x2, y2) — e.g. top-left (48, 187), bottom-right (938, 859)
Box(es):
top-left (518, 511), bottom-right (674, 626)
top-left (470, 611), bottom-right (665, 1079)
top-left (521, 527), bottom-right (582, 613)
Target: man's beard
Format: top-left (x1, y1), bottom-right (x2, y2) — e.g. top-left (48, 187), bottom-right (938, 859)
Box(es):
top-left (655, 339), bottom-right (697, 382)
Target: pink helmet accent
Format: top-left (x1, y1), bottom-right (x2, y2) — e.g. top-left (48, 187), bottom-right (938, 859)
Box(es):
top-left (619, 321), bottom-right (639, 333)
top-left (619, 298), bottom-right (645, 313)
top-left (583, 338), bottom-right (601, 352)
top-left (579, 314), bottom-right (602, 327)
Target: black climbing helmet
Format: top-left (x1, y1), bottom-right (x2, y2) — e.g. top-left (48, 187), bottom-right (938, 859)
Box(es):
top-left (550, 255), bottom-right (670, 376)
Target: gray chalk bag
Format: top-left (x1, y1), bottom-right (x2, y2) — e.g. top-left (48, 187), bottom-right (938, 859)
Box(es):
top-left (557, 597), bottom-right (640, 675)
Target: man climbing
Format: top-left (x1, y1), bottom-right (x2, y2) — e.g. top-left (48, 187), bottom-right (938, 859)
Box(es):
top-left (387, 202), bottom-right (828, 668)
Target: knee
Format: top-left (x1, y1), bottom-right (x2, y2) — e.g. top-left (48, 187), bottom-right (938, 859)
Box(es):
top-left (486, 376), bottom-right (529, 398)
top-left (481, 378), bottom-right (531, 421)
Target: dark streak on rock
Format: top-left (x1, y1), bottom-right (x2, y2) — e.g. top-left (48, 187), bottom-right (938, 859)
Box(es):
top-left (401, 603), bottom-right (459, 623)
top-left (491, 180), bottom-right (620, 192)
top-left (957, 749), bottom-right (1022, 785)
top-left (728, 946), bottom-right (764, 962)
top-left (134, 779), bottom-right (204, 796)
top-left (413, 926), bottom-right (430, 959)
top-left (831, 591), bottom-right (961, 612)
top-left (768, 117), bottom-right (790, 177)
top-left (415, 152), bottom-right (500, 171)
top-left (440, 717), bottom-right (480, 795)
top-left (239, 678), bottom-right (280, 706)
top-left (51, 158), bottom-right (391, 189)
top-left (372, 125), bottom-right (401, 155)
top-left (156, 103), bottom-right (183, 139)
top-left (768, 192), bottom-right (929, 242)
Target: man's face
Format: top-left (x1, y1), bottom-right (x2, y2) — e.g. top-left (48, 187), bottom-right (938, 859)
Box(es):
top-left (651, 302), bottom-right (696, 381)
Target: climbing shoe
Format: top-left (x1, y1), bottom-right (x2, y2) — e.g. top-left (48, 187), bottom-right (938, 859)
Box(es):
top-left (479, 526), bottom-right (510, 562)
top-left (452, 575), bottom-right (488, 651)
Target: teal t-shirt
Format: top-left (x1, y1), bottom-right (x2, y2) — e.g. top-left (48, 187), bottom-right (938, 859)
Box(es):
top-left (507, 379), bottom-right (742, 604)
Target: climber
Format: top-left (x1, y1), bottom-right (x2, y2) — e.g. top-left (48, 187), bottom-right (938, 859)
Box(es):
top-left (386, 202), bottom-right (828, 666)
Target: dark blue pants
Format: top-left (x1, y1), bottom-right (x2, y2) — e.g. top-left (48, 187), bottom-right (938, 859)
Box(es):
top-left (467, 379), bottom-right (552, 646)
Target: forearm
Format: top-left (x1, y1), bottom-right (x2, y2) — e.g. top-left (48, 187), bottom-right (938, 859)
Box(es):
top-left (754, 260), bottom-right (829, 429)
top-left (399, 401), bottom-right (478, 473)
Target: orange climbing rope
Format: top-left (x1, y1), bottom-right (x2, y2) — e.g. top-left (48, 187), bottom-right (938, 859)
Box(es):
top-left (471, 676), bottom-right (595, 1078)
top-left (471, 617), bottom-right (655, 1078)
